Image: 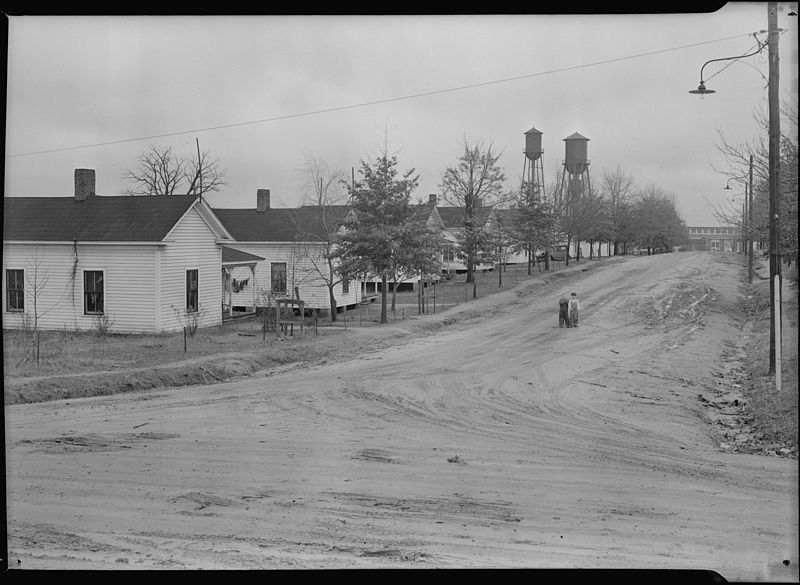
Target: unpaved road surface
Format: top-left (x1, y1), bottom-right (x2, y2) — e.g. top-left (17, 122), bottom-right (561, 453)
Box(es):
top-left (5, 252), bottom-right (798, 578)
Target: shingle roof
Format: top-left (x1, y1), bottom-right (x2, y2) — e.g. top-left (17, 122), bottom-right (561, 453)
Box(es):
top-left (3, 195), bottom-right (200, 242)
top-left (212, 205), bottom-right (349, 242)
top-left (435, 206), bottom-right (492, 229)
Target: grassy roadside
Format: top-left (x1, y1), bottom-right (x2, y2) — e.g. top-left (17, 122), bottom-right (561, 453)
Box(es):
top-left (739, 264), bottom-right (799, 451)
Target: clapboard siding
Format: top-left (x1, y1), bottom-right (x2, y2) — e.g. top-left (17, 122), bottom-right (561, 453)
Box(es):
top-left (229, 243), bottom-right (361, 310)
top-left (2, 243), bottom-right (156, 333)
top-left (158, 207), bottom-right (222, 332)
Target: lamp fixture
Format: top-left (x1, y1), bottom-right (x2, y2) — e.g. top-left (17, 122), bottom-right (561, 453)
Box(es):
top-left (689, 32), bottom-right (767, 96)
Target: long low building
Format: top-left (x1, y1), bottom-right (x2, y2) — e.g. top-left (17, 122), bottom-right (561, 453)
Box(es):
top-left (687, 225), bottom-right (745, 252)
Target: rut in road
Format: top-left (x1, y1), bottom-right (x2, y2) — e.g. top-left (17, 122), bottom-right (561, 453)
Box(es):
top-left (6, 253), bottom-right (797, 578)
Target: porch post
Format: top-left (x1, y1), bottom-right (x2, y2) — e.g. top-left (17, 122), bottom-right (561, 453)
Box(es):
top-left (227, 267), bottom-right (233, 317)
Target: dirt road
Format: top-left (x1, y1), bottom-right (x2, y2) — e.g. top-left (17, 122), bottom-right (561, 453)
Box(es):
top-left (5, 252), bottom-right (798, 578)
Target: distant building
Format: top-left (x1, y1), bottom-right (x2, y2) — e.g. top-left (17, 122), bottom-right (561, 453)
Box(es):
top-left (686, 225), bottom-right (743, 252)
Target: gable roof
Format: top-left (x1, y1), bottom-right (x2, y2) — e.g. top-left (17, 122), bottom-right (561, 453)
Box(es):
top-left (3, 194), bottom-right (208, 242)
top-left (212, 205), bottom-right (350, 242)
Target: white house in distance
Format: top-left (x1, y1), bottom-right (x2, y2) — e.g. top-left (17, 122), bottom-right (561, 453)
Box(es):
top-left (2, 169), bottom-right (237, 334)
top-left (212, 189), bottom-right (362, 315)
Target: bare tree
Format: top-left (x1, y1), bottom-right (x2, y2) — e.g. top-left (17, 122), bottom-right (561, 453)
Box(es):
top-left (630, 184), bottom-right (687, 254)
top-left (123, 144), bottom-right (227, 197)
top-left (19, 250), bottom-right (51, 365)
top-left (185, 148), bottom-right (227, 196)
top-left (508, 184), bottom-right (556, 275)
top-left (715, 102), bottom-right (798, 269)
top-left (440, 137), bottom-right (507, 296)
top-left (598, 165), bottom-right (638, 255)
top-left (294, 156), bottom-right (349, 322)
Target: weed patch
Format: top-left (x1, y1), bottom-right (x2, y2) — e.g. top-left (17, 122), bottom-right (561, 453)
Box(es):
top-left (739, 280), bottom-right (798, 451)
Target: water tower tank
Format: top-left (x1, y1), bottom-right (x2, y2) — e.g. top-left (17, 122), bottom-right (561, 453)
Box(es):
top-left (564, 131), bottom-right (590, 174)
top-left (524, 125), bottom-right (543, 161)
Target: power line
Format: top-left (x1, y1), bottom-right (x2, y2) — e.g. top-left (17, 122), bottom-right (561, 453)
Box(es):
top-left (6, 32), bottom-right (758, 159)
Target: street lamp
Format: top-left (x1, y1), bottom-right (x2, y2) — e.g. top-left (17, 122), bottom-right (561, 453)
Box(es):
top-left (688, 31), bottom-right (767, 95)
top-left (690, 5), bottom-right (781, 387)
top-left (724, 175), bottom-right (749, 268)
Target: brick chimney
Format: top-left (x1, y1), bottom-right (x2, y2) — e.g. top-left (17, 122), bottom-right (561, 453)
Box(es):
top-left (74, 169), bottom-right (96, 202)
top-left (428, 193), bottom-right (437, 205)
top-left (257, 189), bottom-right (270, 212)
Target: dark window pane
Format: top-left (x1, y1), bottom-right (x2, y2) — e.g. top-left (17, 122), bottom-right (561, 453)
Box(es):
top-left (84, 271), bottom-right (104, 314)
top-left (6, 269), bottom-right (24, 311)
top-left (271, 263), bottom-right (287, 294)
top-left (186, 269), bottom-right (199, 312)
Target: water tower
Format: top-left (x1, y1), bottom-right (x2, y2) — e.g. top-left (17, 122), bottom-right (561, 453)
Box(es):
top-left (522, 125), bottom-right (546, 202)
top-left (558, 131), bottom-right (591, 209)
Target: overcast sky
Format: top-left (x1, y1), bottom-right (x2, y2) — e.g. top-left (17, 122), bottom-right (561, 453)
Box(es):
top-left (5, 5), bottom-right (799, 226)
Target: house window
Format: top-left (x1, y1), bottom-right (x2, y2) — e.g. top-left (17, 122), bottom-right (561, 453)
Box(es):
top-left (6, 269), bottom-right (24, 312)
top-left (186, 269), bottom-right (199, 313)
top-left (84, 270), bottom-right (104, 315)
top-left (342, 273), bottom-right (350, 295)
top-left (271, 263), bottom-right (287, 295)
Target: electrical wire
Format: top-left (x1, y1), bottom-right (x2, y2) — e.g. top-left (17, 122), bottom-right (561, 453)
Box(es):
top-left (6, 31), bottom-right (761, 159)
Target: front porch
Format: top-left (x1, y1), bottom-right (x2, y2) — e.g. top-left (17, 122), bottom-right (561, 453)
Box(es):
top-left (221, 245), bottom-right (264, 321)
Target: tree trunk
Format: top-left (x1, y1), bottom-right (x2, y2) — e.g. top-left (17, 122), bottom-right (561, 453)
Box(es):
top-left (380, 275), bottom-right (388, 323)
top-left (498, 257), bottom-right (502, 288)
top-left (527, 244), bottom-right (532, 276)
top-left (589, 239), bottom-right (594, 260)
top-left (328, 285), bottom-right (337, 323)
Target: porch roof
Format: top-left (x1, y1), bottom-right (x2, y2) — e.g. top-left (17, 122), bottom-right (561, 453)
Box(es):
top-left (221, 245), bottom-right (265, 266)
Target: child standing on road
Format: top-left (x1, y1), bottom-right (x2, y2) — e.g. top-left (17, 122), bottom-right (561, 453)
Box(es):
top-left (568, 292), bottom-right (580, 327)
top-left (558, 294), bottom-right (570, 328)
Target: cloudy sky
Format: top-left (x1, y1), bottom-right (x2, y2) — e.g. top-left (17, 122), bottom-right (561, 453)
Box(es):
top-left (5, 5), bottom-right (798, 226)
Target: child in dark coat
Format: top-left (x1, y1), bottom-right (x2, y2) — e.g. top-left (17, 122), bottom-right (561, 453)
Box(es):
top-left (558, 294), bottom-right (570, 328)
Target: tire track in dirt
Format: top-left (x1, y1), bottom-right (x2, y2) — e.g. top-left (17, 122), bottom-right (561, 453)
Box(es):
top-left (5, 253), bottom-right (797, 577)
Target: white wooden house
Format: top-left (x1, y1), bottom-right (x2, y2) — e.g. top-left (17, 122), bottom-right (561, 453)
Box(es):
top-left (2, 169), bottom-right (239, 334)
top-left (429, 199), bottom-right (611, 271)
top-left (212, 189), bottom-right (361, 315)
top-left (434, 204), bottom-right (497, 274)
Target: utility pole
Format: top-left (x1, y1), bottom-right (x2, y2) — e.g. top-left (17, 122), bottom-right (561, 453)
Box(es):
top-left (741, 198), bottom-right (746, 255)
top-left (767, 2), bottom-right (781, 377)
top-left (748, 154), bottom-right (754, 284)
top-left (196, 138), bottom-right (203, 201)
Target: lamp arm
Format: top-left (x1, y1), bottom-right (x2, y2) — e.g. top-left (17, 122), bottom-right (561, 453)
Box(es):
top-left (699, 36), bottom-right (767, 83)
